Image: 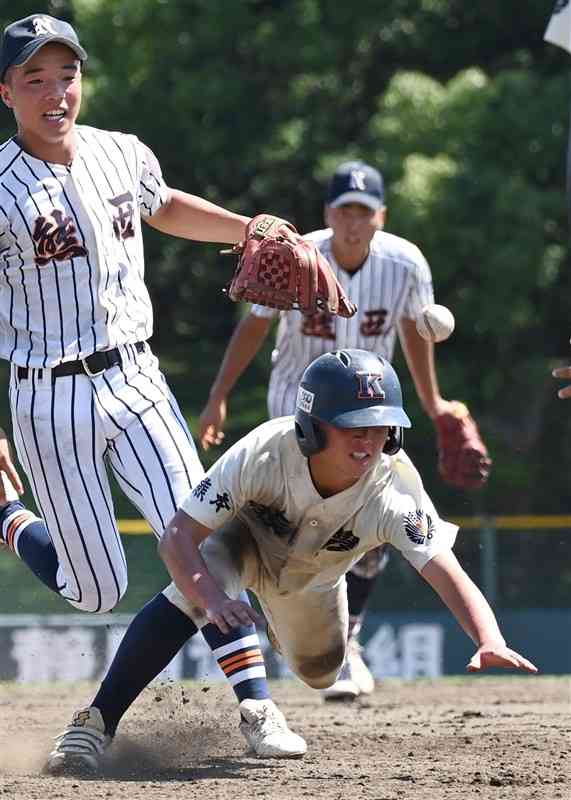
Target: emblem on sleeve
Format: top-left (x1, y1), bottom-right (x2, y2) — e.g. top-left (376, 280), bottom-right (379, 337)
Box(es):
top-left (192, 478), bottom-right (212, 502)
top-left (404, 509), bottom-right (435, 545)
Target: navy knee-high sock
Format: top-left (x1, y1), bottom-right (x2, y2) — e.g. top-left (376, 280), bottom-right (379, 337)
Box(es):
top-left (93, 592), bottom-right (198, 736)
top-left (0, 501), bottom-right (59, 593)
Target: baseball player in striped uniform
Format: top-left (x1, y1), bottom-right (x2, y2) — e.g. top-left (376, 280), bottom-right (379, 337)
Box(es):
top-left (46, 349), bottom-right (535, 774)
top-left (198, 160), bottom-right (462, 699)
top-left (0, 14), bottom-right (300, 737)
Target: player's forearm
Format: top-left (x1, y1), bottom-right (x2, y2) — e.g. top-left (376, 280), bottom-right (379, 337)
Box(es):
top-left (399, 319), bottom-right (447, 419)
top-left (159, 510), bottom-right (225, 611)
top-left (209, 314), bottom-right (272, 399)
top-left (421, 551), bottom-right (505, 647)
top-left (148, 189), bottom-right (250, 243)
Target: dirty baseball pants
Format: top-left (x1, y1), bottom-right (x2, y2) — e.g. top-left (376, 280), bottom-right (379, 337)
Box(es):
top-left (163, 517), bottom-right (349, 689)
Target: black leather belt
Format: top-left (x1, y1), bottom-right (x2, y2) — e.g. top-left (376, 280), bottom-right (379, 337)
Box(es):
top-left (17, 341), bottom-right (146, 381)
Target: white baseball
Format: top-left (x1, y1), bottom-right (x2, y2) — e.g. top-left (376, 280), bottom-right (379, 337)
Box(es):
top-left (416, 304), bottom-right (455, 343)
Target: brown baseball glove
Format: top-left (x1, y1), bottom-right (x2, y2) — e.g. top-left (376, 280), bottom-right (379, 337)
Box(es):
top-left (223, 214), bottom-right (357, 317)
top-left (434, 401), bottom-right (492, 490)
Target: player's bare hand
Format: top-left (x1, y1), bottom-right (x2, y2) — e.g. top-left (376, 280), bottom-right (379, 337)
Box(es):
top-left (205, 597), bottom-right (264, 634)
top-left (552, 365), bottom-right (571, 399)
top-left (198, 397), bottom-right (227, 450)
top-left (0, 431), bottom-right (24, 500)
top-left (467, 643), bottom-right (538, 674)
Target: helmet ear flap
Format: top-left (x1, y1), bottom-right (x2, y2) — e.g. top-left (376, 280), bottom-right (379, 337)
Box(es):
top-left (294, 414), bottom-right (327, 457)
top-left (383, 426), bottom-right (402, 456)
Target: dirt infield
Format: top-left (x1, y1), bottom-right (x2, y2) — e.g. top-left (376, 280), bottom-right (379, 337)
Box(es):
top-left (0, 676), bottom-right (569, 800)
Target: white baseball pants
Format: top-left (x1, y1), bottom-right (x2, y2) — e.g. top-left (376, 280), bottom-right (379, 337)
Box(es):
top-left (9, 343), bottom-right (204, 613)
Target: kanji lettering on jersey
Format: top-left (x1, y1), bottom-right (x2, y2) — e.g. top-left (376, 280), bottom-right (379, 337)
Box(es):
top-left (33, 210), bottom-right (88, 266)
top-left (109, 192), bottom-right (135, 240)
top-left (248, 502), bottom-right (295, 539)
top-left (192, 478), bottom-right (212, 502)
top-left (301, 311), bottom-right (335, 340)
top-left (322, 529), bottom-right (360, 552)
top-left (360, 309), bottom-right (388, 337)
top-left (210, 492), bottom-right (232, 513)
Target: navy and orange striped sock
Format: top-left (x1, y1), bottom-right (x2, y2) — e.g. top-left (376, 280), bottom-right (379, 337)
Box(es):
top-left (0, 500), bottom-right (39, 553)
top-left (0, 500), bottom-right (59, 592)
top-left (201, 619), bottom-right (270, 703)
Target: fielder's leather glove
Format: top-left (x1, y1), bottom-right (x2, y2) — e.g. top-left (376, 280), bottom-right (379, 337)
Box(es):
top-left (223, 214), bottom-right (357, 318)
top-left (434, 401), bottom-right (492, 490)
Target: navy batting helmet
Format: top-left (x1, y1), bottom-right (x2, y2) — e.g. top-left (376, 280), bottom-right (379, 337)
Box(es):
top-left (294, 349), bottom-right (411, 458)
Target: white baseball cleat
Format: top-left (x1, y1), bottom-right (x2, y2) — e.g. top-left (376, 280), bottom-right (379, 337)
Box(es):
top-left (45, 707), bottom-right (112, 775)
top-left (239, 698), bottom-right (307, 758)
top-left (321, 635), bottom-right (375, 702)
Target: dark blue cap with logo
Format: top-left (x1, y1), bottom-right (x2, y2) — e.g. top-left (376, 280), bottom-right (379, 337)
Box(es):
top-left (327, 160), bottom-right (385, 211)
top-left (0, 14), bottom-right (87, 81)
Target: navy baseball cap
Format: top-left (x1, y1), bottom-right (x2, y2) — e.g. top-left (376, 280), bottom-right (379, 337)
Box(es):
top-left (327, 161), bottom-right (384, 211)
top-left (0, 14), bottom-right (87, 82)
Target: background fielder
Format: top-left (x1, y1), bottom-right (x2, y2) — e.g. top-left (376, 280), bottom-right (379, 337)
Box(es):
top-left (198, 159), bottom-right (491, 699)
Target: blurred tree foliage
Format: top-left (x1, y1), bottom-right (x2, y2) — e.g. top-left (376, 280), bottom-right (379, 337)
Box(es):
top-left (0, 1), bottom-right (569, 601)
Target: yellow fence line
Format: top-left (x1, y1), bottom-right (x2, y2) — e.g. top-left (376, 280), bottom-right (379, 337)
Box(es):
top-left (117, 515), bottom-right (571, 535)
top-left (451, 515), bottom-right (571, 530)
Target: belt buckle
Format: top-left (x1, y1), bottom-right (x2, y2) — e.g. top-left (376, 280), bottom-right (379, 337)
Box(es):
top-left (82, 355), bottom-right (106, 378)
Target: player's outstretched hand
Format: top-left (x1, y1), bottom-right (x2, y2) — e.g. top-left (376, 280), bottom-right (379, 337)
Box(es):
top-left (467, 643), bottom-right (538, 674)
top-left (206, 596), bottom-right (265, 635)
top-left (552, 365), bottom-right (571, 399)
top-left (198, 396), bottom-right (227, 450)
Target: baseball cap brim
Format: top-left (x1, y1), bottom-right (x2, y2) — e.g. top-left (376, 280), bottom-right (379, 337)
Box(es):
top-left (8, 36), bottom-right (87, 71)
top-left (328, 191), bottom-right (383, 211)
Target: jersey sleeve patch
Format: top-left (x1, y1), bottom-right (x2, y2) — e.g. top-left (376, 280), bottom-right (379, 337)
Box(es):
top-left (403, 509), bottom-right (435, 545)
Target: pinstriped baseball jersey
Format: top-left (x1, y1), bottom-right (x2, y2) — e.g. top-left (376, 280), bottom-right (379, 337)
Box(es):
top-left (251, 228), bottom-right (434, 418)
top-left (0, 125), bottom-right (166, 368)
